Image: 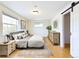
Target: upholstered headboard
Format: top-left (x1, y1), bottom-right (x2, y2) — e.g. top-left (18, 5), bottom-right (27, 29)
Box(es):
top-left (10, 31), bottom-right (25, 35)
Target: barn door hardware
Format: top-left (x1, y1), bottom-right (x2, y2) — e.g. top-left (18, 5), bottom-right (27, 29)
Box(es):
top-left (61, 1), bottom-right (79, 14)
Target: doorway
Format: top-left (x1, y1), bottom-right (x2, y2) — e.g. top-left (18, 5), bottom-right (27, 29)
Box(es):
top-left (63, 12), bottom-right (70, 48)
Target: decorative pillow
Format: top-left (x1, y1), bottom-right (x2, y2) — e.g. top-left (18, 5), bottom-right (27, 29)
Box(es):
top-left (10, 35), bottom-right (14, 40)
top-left (22, 33), bottom-right (28, 38)
top-left (12, 34), bottom-right (17, 40)
top-left (6, 34), bottom-right (14, 40)
top-left (17, 36), bottom-right (23, 39)
top-left (6, 34), bottom-right (10, 40)
top-left (12, 34), bottom-right (22, 40)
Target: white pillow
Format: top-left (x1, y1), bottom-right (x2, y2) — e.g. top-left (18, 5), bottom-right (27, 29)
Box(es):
top-left (13, 34), bottom-right (23, 40)
top-left (13, 34), bottom-right (18, 40)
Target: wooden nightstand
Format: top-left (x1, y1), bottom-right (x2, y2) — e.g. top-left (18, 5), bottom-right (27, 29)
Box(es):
top-left (0, 40), bottom-right (16, 56)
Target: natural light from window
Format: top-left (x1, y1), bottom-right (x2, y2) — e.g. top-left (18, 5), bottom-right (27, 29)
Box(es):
top-left (3, 14), bottom-right (18, 34)
top-left (34, 23), bottom-right (43, 27)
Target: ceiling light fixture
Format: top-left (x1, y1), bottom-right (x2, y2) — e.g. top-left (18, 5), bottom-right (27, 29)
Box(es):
top-left (32, 5), bottom-right (40, 15)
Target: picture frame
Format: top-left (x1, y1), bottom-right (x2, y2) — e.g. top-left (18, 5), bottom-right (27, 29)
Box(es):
top-left (21, 20), bottom-right (26, 29)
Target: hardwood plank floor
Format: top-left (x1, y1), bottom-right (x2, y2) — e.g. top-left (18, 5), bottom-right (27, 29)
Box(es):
top-left (44, 37), bottom-right (72, 58)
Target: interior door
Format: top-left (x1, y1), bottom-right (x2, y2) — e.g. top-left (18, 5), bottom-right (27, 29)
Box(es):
top-left (70, 4), bottom-right (79, 57)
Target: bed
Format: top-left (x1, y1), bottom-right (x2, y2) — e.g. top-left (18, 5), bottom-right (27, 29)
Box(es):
top-left (10, 31), bottom-right (44, 48)
top-left (28, 35), bottom-right (44, 48)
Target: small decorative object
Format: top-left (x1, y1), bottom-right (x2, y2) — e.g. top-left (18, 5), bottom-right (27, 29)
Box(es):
top-left (27, 30), bottom-right (29, 34)
top-left (46, 25), bottom-right (52, 32)
top-left (53, 20), bottom-right (58, 28)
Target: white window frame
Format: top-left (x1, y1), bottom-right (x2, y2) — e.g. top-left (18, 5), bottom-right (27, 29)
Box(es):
top-left (2, 14), bottom-right (18, 34)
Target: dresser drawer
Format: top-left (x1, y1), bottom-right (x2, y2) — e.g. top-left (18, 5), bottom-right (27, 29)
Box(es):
top-left (53, 33), bottom-right (60, 45)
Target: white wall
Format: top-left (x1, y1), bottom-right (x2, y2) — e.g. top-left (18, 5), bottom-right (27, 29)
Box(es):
top-left (51, 14), bottom-right (64, 47)
top-left (28, 20), bottom-right (50, 37)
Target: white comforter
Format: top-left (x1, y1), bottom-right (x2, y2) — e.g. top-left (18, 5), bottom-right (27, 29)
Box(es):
top-left (16, 39), bottom-right (28, 48)
top-left (15, 36), bottom-right (30, 48)
top-left (28, 35), bottom-right (44, 47)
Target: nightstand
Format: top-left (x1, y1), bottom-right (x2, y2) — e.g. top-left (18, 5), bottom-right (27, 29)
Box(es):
top-left (0, 40), bottom-right (16, 56)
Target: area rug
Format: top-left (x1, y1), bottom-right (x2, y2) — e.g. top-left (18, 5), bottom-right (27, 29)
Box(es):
top-left (9, 44), bottom-right (53, 58)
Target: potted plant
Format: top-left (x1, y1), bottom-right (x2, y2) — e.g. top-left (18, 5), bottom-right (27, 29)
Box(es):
top-left (46, 25), bottom-right (52, 32)
top-left (46, 25), bottom-right (52, 38)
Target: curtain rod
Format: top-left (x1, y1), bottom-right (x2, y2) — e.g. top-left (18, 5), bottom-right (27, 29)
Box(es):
top-left (61, 1), bottom-right (79, 14)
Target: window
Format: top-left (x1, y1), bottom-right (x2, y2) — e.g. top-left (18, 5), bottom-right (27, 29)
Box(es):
top-left (33, 23), bottom-right (44, 35)
top-left (3, 14), bottom-right (18, 34)
top-left (34, 23), bottom-right (43, 27)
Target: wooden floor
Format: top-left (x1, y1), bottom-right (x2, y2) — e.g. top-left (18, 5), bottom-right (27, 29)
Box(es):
top-left (0, 37), bottom-right (72, 58)
top-left (44, 37), bottom-right (72, 58)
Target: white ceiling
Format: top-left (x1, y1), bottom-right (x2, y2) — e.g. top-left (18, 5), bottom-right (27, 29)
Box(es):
top-left (0, 1), bottom-right (72, 20)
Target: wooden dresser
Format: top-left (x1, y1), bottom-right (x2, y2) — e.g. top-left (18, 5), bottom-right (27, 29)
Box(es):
top-left (48, 32), bottom-right (60, 45)
top-left (0, 40), bottom-right (16, 56)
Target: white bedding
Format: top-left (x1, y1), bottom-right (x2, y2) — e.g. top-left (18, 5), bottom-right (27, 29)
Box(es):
top-left (15, 36), bottom-right (31, 48)
top-left (13, 33), bottom-right (44, 48)
top-left (28, 35), bottom-right (44, 48)
top-left (16, 39), bottom-right (28, 48)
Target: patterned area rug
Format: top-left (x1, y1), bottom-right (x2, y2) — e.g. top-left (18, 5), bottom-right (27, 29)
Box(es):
top-left (9, 44), bottom-right (53, 58)
top-left (10, 49), bottom-right (52, 58)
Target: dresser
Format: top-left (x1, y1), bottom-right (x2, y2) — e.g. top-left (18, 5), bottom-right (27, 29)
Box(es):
top-left (48, 32), bottom-right (60, 45)
top-left (0, 40), bottom-right (16, 56)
